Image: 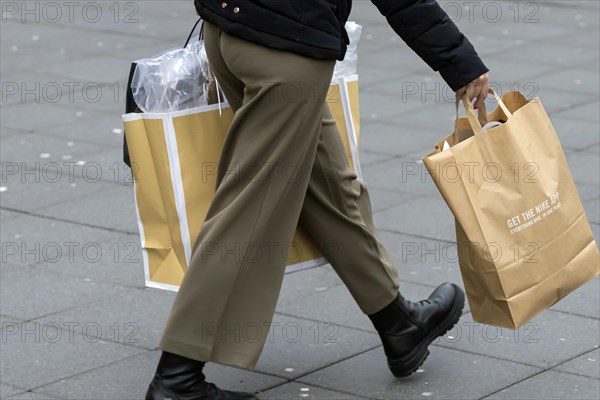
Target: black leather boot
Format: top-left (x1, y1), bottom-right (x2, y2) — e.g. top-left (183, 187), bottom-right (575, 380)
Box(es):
top-left (145, 352), bottom-right (258, 400)
top-left (368, 282), bottom-right (465, 377)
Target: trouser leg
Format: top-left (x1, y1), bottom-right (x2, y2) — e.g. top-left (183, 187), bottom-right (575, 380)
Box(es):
top-left (159, 21), bottom-right (335, 370)
top-left (298, 104), bottom-right (400, 315)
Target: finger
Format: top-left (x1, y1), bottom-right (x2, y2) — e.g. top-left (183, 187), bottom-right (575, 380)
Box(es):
top-left (475, 91), bottom-right (485, 110)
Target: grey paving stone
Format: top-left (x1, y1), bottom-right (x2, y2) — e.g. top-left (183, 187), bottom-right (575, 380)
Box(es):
top-left (484, 369), bottom-right (600, 400)
top-left (1, 314), bottom-right (24, 332)
top-left (462, 34), bottom-right (534, 59)
top-left (575, 183), bottom-right (600, 202)
top-left (359, 91), bottom-right (440, 124)
top-left (1, 213), bottom-right (123, 267)
top-left (0, 263), bottom-right (129, 320)
top-left (358, 39), bottom-right (429, 74)
top-left (0, 132), bottom-right (103, 164)
top-left (6, 391), bottom-right (62, 399)
top-left (256, 313), bottom-right (380, 379)
top-left (441, 310), bottom-right (599, 369)
top-left (258, 382), bottom-right (367, 400)
top-left (48, 146), bottom-right (131, 186)
top-left (32, 287), bottom-right (176, 350)
top-left (565, 148), bottom-right (600, 186)
top-left (386, 99), bottom-right (465, 133)
top-left (476, 14), bottom-right (578, 42)
top-left (299, 346), bottom-right (540, 400)
top-left (0, 168), bottom-right (122, 213)
top-left (360, 120), bottom-right (441, 156)
top-left (533, 2), bottom-right (600, 29)
top-left (484, 58), bottom-right (562, 89)
top-left (356, 150), bottom-right (395, 166)
top-left (34, 231), bottom-right (146, 289)
top-left (554, 348), bottom-right (600, 379)
top-left (529, 87), bottom-right (598, 116)
top-left (0, 102), bottom-right (90, 133)
top-left (1, 383), bottom-right (25, 399)
top-left (0, 328), bottom-right (146, 390)
top-left (583, 197), bottom-right (600, 224)
top-left (593, 223), bottom-right (600, 247)
top-left (42, 113), bottom-right (126, 148)
top-left (377, 230), bottom-right (465, 289)
top-left (361, 157), bottom-right (442, 198)
top-left (36, 349), bottom-right (279, 400)
top-left (45, 56), bottom-right (132, 85)
top-left (550, 275), bottom-right (600, 319)
top-left (534, 68), bottom-right (600, 95)
top-left (36, 351), bottom-right (278, 400)
top-left (28, 350), bottom-right (152, 399)
top-left (554, 101), bottom-right (600, 122)
top-left (0, 68), bottom-right (80, 106)
top-left (364, 187), bottom-right (416, 213)
top-left (551, 117), bottom-right (600, 151)
top-left (0, 209), bottom-right (22, 223)
top-left (36, 183), bottom-right (138, 233)
top-left (373, 196), bottom-right (456, 242)
top-left (487, 41), bottom-right (597, 69)
top-left (276, 265), bottom-right (444, 333)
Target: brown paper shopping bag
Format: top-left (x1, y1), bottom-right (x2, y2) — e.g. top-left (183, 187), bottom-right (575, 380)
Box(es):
top-left (123, 76), bottom-right (361, 290)
top-left (423, 88), bottom-right (599, 328)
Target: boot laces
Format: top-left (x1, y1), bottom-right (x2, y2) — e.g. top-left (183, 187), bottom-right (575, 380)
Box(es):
top-left (416, 299), bottom-right (432, 307)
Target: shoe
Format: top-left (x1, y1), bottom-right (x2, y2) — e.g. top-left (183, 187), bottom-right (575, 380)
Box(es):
top-left (368, 283), bottom-right (465, 377)
top-left (145, 352), bottom-right (258, 400)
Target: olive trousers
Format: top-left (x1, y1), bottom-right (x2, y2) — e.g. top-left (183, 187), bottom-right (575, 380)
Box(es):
top-left (159, 21), bottom-right (400, 370)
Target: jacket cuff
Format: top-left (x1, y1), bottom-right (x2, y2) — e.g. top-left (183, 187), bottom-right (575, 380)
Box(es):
top-left (438, 48), bottom-right (489, 92)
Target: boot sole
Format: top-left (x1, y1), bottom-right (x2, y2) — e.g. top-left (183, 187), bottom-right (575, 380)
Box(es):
top-left (388, 284), bottom-right (465, 377)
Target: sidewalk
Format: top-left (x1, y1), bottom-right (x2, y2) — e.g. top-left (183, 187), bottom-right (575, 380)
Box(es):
top-left (1, 1), bottom-right (599, 399)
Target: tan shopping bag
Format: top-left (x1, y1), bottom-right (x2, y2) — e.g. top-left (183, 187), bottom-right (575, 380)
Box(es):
top-left (422, 88), bottom-right (600, 328)
top-left (123, 76), bottom-right (361, 290)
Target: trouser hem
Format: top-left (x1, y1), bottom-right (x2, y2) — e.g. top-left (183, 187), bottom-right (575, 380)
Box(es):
top-left (158, 336), bottom-right (260, 371)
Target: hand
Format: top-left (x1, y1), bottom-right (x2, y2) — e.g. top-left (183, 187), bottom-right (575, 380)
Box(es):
top-left (455, 73), bottom-right (489, 110)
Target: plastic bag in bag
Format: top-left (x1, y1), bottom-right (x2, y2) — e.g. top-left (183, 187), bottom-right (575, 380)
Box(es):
top-left (132, 21), bottom-right (362, 113)
top-left (131, 39), bottom-right (213, 113)
top-left (332, 21), bottom-right (363, 81)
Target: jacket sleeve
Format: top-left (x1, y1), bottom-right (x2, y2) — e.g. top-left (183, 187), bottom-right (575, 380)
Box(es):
top-left (371, 0), bottom-right (488, 91)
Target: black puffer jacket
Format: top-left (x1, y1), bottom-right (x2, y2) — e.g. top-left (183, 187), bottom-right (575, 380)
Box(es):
top-left (195, 0), bottom-right (489, 91)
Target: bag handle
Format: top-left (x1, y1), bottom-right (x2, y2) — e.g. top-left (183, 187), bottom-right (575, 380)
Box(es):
top-left (455, 88), bottom-right (513, 136)
top-left (184, 17), bottom-right (204, 48)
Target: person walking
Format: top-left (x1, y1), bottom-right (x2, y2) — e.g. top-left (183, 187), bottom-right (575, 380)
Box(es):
top-left (145, 1), bottom-right (490, 399)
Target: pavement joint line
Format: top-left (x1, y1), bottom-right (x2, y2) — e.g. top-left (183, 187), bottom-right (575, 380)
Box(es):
top-left (546, 307), bottom-right (600, 321)
top-left (360, 148), bottom-right (424, 160)
top-left (273, 311), bottom-right (378, 336)
top-left (1, 261), bottom-right (149, 310)
top-left (25, 261), bottom-right (147, 291)
top-left (377, 227), bottom-right (456, 245)
top-left (260, 378), bottom-right (376, 400)
top-left (27, 129), bottom-right (123, 150)
top-left (31, 180), bottom-right (132, 212)
top-left (478, 344), bottom-right (600, 400)
top-left (0, 313), bottom-right (24, 321)
top-left (26, 348), bottom-right (155, 397)
top-left (278, 343), bottom-right (384, 397)
top-left (0, 206), bottom-right (138, 236)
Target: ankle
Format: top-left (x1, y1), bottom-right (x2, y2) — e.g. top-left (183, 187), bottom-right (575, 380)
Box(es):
top-left (368, 293), bottom-right (413, 333)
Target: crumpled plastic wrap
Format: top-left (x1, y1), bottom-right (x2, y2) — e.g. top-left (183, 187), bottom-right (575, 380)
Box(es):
top-left (332, 21), bottom-right (363, 81)
top-left (131, 21), bottom-right (362, 113)
top-left (131, 39), bottom-right (213, 113)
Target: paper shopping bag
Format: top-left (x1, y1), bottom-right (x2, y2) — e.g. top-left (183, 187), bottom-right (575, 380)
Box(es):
top-left (422, 88), bottom-right (600, 328)
top-left (123, 77), bottom-right (362, 290)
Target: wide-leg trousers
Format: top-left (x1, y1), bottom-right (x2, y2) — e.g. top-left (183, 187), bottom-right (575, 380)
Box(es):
top-left (159, 21), bottom-right (400, 370)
